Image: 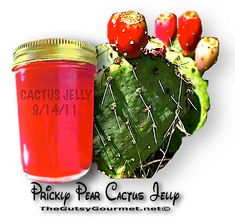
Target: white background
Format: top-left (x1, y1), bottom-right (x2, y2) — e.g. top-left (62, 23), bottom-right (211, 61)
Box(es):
top-left (0, 0), bottom-right (234, 218)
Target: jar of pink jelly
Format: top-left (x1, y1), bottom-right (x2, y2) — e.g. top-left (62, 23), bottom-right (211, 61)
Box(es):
top-left (12, 38), bottom-right (96, 182)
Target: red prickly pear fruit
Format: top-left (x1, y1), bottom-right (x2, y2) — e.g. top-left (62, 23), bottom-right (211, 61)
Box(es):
top-left (178, 11), bottom-right (202, 56)
top-left (107, 11), bottom-right (148, 59)
top-left (155, 13), bottom-right (177, 46)
top-left (195, 37), bottom-right (219, 73)
top-left (107, 12), bottom-right (123, 47)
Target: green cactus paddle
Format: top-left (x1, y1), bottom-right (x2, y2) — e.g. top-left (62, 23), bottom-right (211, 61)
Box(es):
top-left (94, 38), bottom-right (209, 178)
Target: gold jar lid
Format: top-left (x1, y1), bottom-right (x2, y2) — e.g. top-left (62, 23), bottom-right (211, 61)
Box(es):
top-left (13, 38), bottom-right (97, 69)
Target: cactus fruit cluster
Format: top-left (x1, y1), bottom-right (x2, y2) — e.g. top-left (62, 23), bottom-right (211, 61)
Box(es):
top-left (94, 11), bottom-right (219, 178)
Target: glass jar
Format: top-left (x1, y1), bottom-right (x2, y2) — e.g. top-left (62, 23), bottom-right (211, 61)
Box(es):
top-left (12, 38), bottom-right (96, 183)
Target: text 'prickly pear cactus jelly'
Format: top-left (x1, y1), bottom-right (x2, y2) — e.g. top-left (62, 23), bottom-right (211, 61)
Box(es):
top-left (12, 39), bottom-right (96, 183)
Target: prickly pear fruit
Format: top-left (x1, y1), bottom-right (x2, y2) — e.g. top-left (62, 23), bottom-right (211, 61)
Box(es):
top-left (155, 13), bottom-right (177, 46)
top-left (107, 12), bottom-right (123, 46)
top-left (94, 38), bottom-right (210, 178)
top-left (195, 37), bottom-right (219, 72)
top-left (107, 11), bottom-right (148, 59)
top-left (178, 11), bottom-right (202, 56)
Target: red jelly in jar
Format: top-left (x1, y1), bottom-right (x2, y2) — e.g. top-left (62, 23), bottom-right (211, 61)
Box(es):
top-left (13, 39), bottom-right (96, 182)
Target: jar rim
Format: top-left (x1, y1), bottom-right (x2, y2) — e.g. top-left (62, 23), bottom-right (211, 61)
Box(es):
top-left (13, 38), bottom-right (97, 69)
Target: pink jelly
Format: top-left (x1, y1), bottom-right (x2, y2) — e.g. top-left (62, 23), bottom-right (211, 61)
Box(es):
top-left (13, 39), bottom-right (96, 182)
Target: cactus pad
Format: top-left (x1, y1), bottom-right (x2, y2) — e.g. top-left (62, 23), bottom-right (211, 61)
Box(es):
top-left (94, 38), bottom-right (210, 178)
